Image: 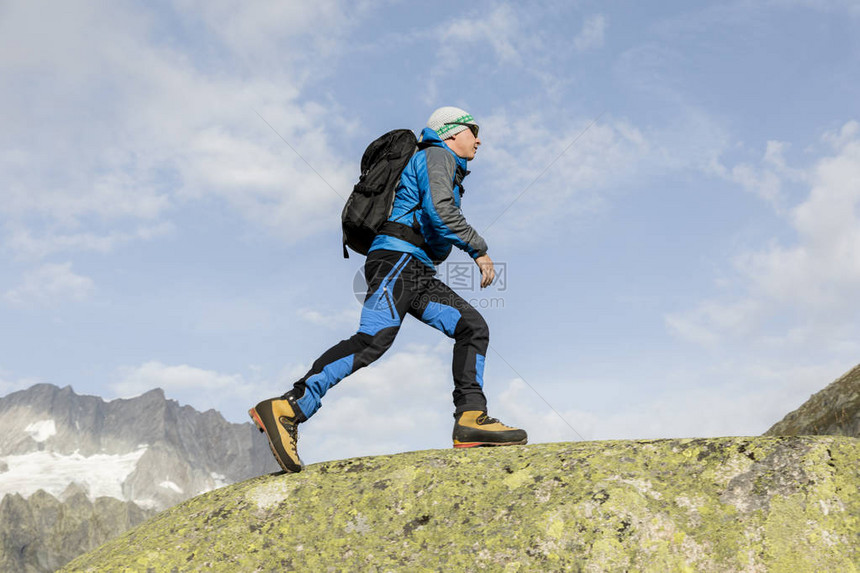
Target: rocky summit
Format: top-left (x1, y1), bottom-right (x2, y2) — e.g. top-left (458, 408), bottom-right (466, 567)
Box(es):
top-left (62, 436), bottom-right (858, 572)
top-left (766, 362), bottom-right (860, 438)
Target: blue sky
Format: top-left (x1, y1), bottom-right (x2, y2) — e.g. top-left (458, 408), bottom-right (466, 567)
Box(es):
top-left (2, 1), bottom-right (859, 464)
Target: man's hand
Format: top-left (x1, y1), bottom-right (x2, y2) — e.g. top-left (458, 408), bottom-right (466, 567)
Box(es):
top-left (475, 254), bottom-right (495, 289)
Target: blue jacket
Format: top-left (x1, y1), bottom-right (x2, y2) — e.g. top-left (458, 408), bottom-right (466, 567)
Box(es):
top-left (368, 127), bottom-right (488, 269)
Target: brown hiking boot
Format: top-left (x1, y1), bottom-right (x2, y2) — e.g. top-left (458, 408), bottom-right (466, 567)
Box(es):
top-left (249, 395), bottom-right (305, 473)
top-left (452, 411), bottom-right (528, 448)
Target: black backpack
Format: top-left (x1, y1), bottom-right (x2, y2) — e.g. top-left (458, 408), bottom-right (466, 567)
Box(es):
top-left (341, 129), bottom-right (417, 258)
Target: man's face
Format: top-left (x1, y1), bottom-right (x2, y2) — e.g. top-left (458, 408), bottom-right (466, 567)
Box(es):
top-left (445, 125), bottom-right (481, 161)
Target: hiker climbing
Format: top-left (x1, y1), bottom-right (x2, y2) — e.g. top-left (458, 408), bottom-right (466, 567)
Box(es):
top-left (250, 106), bottom-right (527, 473)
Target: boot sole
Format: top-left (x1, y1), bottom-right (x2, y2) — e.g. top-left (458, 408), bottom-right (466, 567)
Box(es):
top-left (249, 407), bottom-right (302, 473)
top-left (453, 439), bottom-right (528, 448)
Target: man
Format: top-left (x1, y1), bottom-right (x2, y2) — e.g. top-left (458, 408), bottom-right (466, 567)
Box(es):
top-left (250, 106), bottom-right (527, 473)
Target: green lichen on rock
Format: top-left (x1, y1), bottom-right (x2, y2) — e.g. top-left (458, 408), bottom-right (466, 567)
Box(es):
top-left (61, 436), bottom-right (858, 572)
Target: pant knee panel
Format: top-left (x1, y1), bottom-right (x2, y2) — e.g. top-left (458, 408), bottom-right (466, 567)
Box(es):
top-left (453, 308), bottom-right (489, 350)
top-left (353, 326), bottom-right (398, 369)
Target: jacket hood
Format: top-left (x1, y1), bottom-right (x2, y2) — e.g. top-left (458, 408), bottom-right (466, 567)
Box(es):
top-left (418, 127), bottom-right (444, 146)
top-left (418, 127), bottom-right (468, 169)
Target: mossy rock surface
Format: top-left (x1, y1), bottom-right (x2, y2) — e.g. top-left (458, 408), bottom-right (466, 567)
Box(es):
top-left (62, 437), bottom-right (859, 572)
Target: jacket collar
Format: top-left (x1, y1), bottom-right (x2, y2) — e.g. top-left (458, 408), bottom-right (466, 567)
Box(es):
top-left (419, 127), bottom-right (469, 171)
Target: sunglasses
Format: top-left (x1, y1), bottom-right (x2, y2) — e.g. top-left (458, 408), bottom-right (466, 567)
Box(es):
top-left (445, 122), bottom-right (479, 138)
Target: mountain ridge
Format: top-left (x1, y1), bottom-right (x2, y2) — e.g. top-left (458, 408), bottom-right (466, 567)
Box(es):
top-left (0, 383), bottom-right (277, 573)
top-left (0, 382), bottom-right (277, 509)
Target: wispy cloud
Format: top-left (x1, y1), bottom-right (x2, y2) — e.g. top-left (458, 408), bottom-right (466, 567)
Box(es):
top-left (574, 14), bottom-right (607, 52)
top-left (476, 111), bottom-right (652, 242)
top-left (667, 121), bottom-right (860, 351)
top-left (424, 3), bottom-right (586, 105)
top-left (4, 223), bottom-right (174, 261)
top-left (708, 140), bottom-right (805, 209)
top-left (440, 4), bottom-right (523, 66)
top-left (112, 361), bottom-right (241, 397)
top-left (109, 361), bottom-right (265, 417)
top-left (298, 306), bottom-right (362, 330)
top-left (0, 1), bottom-right (357, 263)
top-left (3, 263), bottom-right (95, 307)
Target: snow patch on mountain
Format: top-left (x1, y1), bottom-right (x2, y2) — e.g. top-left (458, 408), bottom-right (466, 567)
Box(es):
top-left (25, 419), bottom-right (56, 442)
top-left (0, 383), bottom-right (279, 511)
top-left (199, 472), bottom-right (229, 495)
top-left (159, 480), bottom-right (184, 494)
top-left (0, 447), bottom-right (147, 501)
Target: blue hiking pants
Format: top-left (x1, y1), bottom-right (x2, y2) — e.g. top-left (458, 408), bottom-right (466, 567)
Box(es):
top-left (290, 249), bottom-right (489, 420)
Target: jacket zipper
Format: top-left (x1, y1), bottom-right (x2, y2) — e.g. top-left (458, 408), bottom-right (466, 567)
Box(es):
top-left (381, 255), bottom-right (408, 320)
top-left (383, 286), bottom-right (395, 319)
top-left (390, 255), bottom-right (410, 279)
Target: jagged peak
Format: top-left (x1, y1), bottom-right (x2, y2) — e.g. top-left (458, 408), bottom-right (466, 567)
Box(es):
top-left (60, 482), bottom-right (90, 502)
top-left (122, 387), bottom-right (166, 400)
top-left (3, 383), bottom-right (214, 422)
top-left (2, 383), bottom-right (104, 406)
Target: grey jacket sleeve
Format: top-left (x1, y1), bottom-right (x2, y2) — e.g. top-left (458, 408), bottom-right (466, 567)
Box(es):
top-left (421, 148), bottom-right (488, 258)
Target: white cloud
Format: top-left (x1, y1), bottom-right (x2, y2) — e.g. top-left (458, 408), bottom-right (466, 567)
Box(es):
top-left (441, 4), bottom-right (523, 66)
top-left (477, 112), bottom-right (652, 241)
top-left (708, 140), bottom-right (805, 208)
top-left (668, 121), bottom-right (860, 350)
top-left (665, 299), bottom-right (763, 348)
top-left (0, 1), bottom-right (357, 263)
top-left (297, 305), bottom-right (362, 330)
top-left (3, 262), bottom-right (95, 306)
top-left (574, 14), bottom-right (607, 52)
top-left (172, 0), bottom-right (354, 66)
top-left (109, 360), bottom-right (316, 425)
top-left (425, 4), bottom-right (540, 103)
top-left (109, 361), bottom-right (277, 420)
top-left (112, 361), bottom-right (243, 399)
top-left (426, 6), bottom-right (609, 103)
top-left (4, 223), bottom-right (174, 260)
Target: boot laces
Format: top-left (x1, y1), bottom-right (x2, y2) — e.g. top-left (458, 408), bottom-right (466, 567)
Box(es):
top-left (279, 416), bottom-right (299, 454)
top-left (477, 413), bottom-right (502, 426)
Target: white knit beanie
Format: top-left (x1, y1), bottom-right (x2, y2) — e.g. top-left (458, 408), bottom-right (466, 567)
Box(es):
top-left (426, 106), bottom-right (477, 139)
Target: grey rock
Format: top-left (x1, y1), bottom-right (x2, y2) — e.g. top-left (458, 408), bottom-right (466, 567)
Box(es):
top-left (765, 362), bottom-right (860, 437)
top-left (0, 490), bottom-right (156, 573)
